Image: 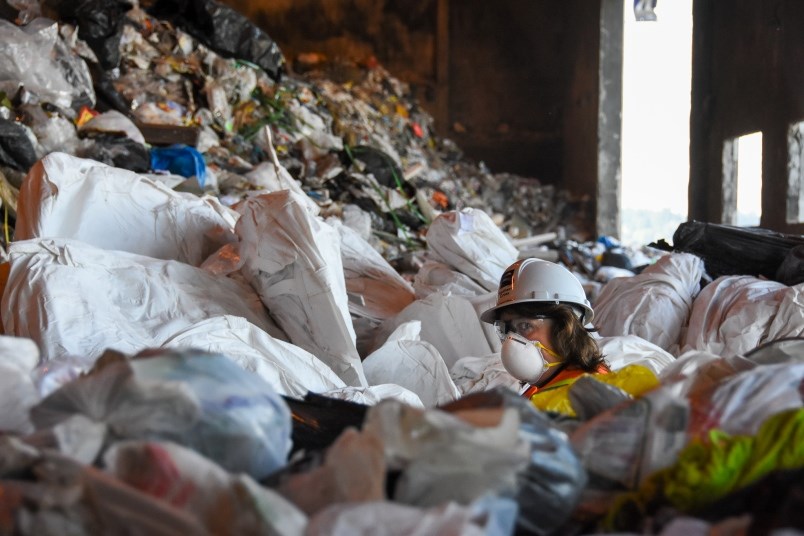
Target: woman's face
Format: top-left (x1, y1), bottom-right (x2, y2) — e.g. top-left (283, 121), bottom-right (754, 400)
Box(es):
top-left (497, 310), bottom-right (558, 362)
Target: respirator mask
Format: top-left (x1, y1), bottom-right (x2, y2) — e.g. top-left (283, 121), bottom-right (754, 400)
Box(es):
top-left (499, 332), bottom-right (562, 384)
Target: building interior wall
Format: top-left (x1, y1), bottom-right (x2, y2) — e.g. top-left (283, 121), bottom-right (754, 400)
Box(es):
top-left (690, 0), bottom-right (804, 235)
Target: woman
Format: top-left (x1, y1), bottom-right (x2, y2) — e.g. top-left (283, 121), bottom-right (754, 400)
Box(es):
top-left (480, 258), bottom-right (610, 400)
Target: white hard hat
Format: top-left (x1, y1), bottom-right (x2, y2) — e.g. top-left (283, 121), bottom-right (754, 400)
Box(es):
top-left (480, 258), bottom-right (594, 325)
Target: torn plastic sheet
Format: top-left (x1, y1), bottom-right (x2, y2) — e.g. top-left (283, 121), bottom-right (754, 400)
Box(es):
top-left (328, 217), bottom-right (415, 322)
top-left (362, 321), bottom-right (460, 408)
top-left (31, 349), bottom-right (294, 479)
top-left (160, 315), bottom-right (346, 399)
top-left (680, 275), bottom-right (795, 358)
top-left (15, 153), bottom-right (238, 266)
top-left (104, 440), bottom-right (307, 535)
top-left (594, 252), bottom-right (705, 355)
top-left (426, 208), bottom-right (519, 291)
top-left (235, 190), bottom-right (366, 387)
top-left (0, 18), bottom-right (95, 110)
top-left (1, 238), bottom-right (285, 363)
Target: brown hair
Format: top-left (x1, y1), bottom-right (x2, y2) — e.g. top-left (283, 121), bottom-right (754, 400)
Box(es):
top-left (502, 302), bottom-right (608, 372)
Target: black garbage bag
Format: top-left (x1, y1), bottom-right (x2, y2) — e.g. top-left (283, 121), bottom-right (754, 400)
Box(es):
top-left (79, 134), bottom-right (150, 173)
top-left (281, 392), bottom-right (369, 455)
top-left (671, 220), bottom-right (804, 283)
top-left (43, 0), bottom-right (133, 70)
top-left (0, 118), bottom-right (39, 172)
top-left (145, 0), bottom-right (285, 81)
top-left (776, 245), bottom-right (804, 286)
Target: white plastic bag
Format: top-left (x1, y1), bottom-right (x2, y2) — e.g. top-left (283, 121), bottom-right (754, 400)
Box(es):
top-left (425, 208), bottom-right (518, 291)
top-left (15, 152), bottom-right (238, 266)
top-left (235, 191), bottom-right (366, 387)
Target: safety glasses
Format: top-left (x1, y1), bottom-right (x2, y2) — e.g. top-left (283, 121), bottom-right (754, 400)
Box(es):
top-left (492, 315), bottom-right (553, 342)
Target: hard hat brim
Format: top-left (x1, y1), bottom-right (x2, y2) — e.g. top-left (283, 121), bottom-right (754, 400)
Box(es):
top-left (480, 298), bottom-right (594, 325)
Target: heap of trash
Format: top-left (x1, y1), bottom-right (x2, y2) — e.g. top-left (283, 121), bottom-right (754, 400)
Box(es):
top-left (0, 0), bottom-right (586, 265)
top-left (1, 1), bottom-right (804, 535)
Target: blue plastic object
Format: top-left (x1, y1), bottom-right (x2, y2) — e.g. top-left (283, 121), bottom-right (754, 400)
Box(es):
top-left (150, 144), bottom-right (207, 188)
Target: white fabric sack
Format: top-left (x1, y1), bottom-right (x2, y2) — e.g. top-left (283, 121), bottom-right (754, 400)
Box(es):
top-left (328, 218), bottom-right (415, 322)
top-left (363, 321), bottom-right (460, 407)
top-left (680, 275), bottom-right (790, 358)
top-left (449, 353), bottom-right (520, 397)
top-left (658, 349), bottom-right (756, 399)
top-left (689, 362), bottom-right (804, 436)
top-left (321, 384), bottom-right (424, 408)
top-left (425, 208), bottom-right (518, 291)
top-left (252, 124), bottom-right (321, 215)
top-left (596, 335), bottom-right (676, 376)
top-left (0, 335), bottom-right (40, 434)
top-left (161, 315), bottom-right (346, 399)
top-left (413, 260), bottom-right (489, 299)
top-left (373, 293), bottom-right (493, 370)
top-left (468, 291), bottom-right (502, 353)
top-left (765, 283), bottom-right (804, 341)
top-left (235, 191), bottom-right (366, 387)
top-left (1, 238), bottom-right (283, 363)
top-left (15, 152), bottom-right (239, 266)
top-left (594, 252), bottom-right (705, 354)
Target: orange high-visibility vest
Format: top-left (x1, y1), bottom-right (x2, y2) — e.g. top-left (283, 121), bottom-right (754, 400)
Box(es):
top-left (519, 365), bottom-right (609, 399)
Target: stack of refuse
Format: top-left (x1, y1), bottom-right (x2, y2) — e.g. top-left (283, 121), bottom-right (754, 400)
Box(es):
top-left (1, 1), bottom-right (804, 534)
top-left (0, 0), bottom-right (583, 264)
